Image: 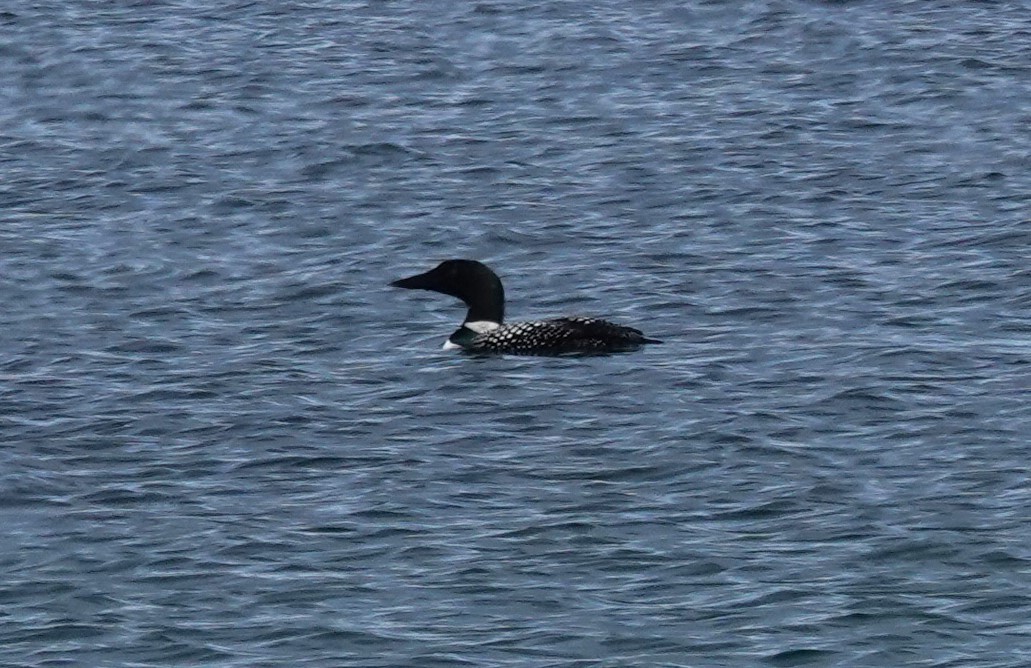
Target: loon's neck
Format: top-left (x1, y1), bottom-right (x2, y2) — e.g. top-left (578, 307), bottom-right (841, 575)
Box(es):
top-left (447, 319), bottom-right (500, 350)
top-left (462, 299), bottom-right (503, 327)
top-left (455, 263), bottom-right (504, 324)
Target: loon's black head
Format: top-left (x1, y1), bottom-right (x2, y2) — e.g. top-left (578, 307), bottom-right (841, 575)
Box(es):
top-left (390, 259), bottom-right (505, 325)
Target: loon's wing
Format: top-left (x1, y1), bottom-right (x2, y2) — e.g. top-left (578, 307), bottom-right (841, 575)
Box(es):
top-left (468, 317), bottom-right (662, 354)
top-left (546, 317), bottom-right (662, 344)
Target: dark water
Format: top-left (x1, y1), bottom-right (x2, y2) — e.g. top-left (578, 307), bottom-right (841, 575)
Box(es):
top-left (2, 1), bottom-right (1029, 666)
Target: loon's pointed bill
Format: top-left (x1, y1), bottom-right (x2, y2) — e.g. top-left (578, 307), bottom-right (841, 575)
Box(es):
top-left (391, 259), bottom-right (662, 355)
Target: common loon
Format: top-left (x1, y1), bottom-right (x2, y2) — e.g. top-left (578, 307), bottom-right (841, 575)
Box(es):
top-left (390, 259), bottom-right (662, 355)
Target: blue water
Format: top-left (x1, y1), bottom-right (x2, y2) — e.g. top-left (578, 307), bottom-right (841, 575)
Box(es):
top-left (2, 1), bottom-right (1029, 666)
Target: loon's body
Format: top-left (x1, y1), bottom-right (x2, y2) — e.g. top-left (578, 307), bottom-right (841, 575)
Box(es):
top-left (390, 259), bottom-right (662, 355)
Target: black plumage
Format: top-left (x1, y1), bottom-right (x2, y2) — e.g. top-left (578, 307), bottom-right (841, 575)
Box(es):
top-left (464, 317), bottom-right (657, 354)
top-left (391, 260), bottom-right (662, 355)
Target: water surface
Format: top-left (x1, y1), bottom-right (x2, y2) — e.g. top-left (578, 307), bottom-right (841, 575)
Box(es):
top-left (2, 1), bottom-right (1029, 666)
